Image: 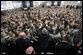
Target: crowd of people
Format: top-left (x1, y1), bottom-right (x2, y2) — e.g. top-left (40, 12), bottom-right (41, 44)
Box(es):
top-left (1, 6), bottom-right (82, 54)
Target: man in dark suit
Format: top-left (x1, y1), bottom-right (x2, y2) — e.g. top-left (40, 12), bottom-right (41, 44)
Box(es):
top-left (35, 27), bottom-right (50, 54)
top-left (55, 34), bottom-right (72, 54)
top-left (15, 32), bottom-right (35, 54)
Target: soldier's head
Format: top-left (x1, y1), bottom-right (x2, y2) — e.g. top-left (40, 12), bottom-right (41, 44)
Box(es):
top-left (1, 32), bottom-right (3, 37)
top-left (62, 34), bottom-right (68, 41)
top-left (65, 25), bottom-right (70, 31)
top-left (55, 29), bottom-right (59, 34)
top-left (15, 31), bottom-right (20, 37)
top-left (9, 31), bottom-right (13, 37)
top-left (3, 23), bottom-right (8, 28)
top-left (80, 25), bottom-right (82, 32)
top-left (50, 22), bottom-right (54, 27)
top-left (29, 20), bottom-right (32, 24)
top-left (24, 29), bottom-right (30, 34)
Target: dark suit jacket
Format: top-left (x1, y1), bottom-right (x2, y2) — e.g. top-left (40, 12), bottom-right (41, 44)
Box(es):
top-left (55, 41), bottom-right (72, 54)
top-left (73, 32), bottom-right (82, 45)
top-left (36, 27), bottom-right (50, 53)
top-left (15, 38), bottom-right (32, 54)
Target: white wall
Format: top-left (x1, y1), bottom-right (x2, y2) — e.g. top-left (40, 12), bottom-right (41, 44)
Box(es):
top-left (1, 1), bottom-right (22, 11)
top-left (1, 1), bottom-right (14, 11)
top-left (33, 1), bottom-right (45, 7)
top-left (60, 1), bottom-right (82, 7)
top-left (12, 1), bottom-right (22, 8)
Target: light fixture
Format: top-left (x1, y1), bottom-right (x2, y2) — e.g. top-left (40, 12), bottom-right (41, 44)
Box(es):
top-left (61, 1), bottom-right (64, 3)
top-left (77, 1), bottom-right (81, 3)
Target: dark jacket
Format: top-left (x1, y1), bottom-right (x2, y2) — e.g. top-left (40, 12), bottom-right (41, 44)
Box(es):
top-left (36, 27), bottom-right (50, 53)
top-left (15, 38), bottom-right (32, 54)
top-left (55, 41), bottom-right (72, 54)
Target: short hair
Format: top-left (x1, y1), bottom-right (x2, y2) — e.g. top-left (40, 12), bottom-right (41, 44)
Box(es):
top-left (62, 34), bottom-right (69, 41)
top-left (41, 28), bottom-right (48, 35)
top-left (55, 29), bottom-right (58, 34)
top-left (73, 25), bottom-right (77, 29)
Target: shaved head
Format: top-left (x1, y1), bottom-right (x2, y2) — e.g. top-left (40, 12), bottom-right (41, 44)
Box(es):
top-left (19, 32), bottom-right (26, 39)
top-left (25, 46), bottom-right (34, 54)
